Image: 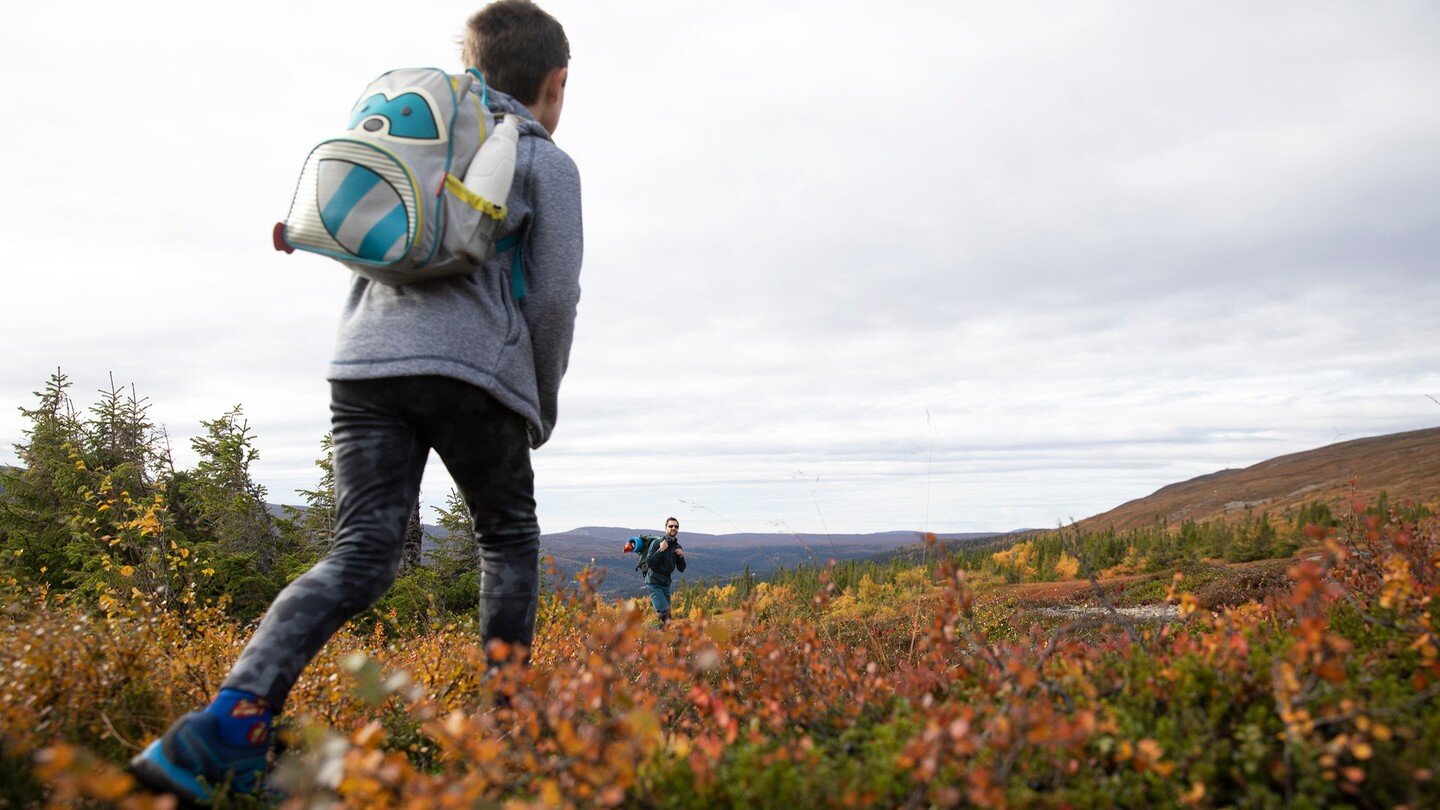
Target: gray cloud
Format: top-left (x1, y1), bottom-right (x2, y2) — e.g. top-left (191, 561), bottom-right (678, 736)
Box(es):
top-left (4, 1), bottom-right (1437, 534)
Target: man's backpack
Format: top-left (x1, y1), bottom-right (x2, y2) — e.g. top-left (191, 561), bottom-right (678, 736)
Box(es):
top-left (273, 67), bottom-right (523, 288)
top-left (632, 535), bottom-right (662, 577)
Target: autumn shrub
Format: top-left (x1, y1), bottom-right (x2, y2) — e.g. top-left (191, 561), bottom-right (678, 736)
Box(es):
top-left (1116, 560), bottom-right (1231, 606)
top-left (958, 511), bottom-right (1320, 586)
top-left (4, 507), bottom-right (1440, 808)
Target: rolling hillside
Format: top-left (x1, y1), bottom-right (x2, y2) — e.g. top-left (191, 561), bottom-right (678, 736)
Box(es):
top-left (1075, 426), bottom-right (1440, 533)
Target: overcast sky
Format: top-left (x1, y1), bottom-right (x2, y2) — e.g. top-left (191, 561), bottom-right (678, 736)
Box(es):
top-left (3, 1), bottom-right (1437, 535)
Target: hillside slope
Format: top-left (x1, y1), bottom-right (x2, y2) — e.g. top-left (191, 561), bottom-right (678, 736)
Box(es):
top-left (1076, 426), bottom-right (1440, 533)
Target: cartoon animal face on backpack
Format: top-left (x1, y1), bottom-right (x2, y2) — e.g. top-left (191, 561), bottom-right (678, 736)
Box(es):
top-left (277, 67), bottom-right (520, 286)
top-left (348, 89), bottom-right (446, 141)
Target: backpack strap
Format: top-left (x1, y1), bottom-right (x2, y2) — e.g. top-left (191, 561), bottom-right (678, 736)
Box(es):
top-left (634, 535), bottom-right (661, 575)
top-left (466, 68), bottom-right (490, 108)
top-left (495, 233), bottom-right (524, 300)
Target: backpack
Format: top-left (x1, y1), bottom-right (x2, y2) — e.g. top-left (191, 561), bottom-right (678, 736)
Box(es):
top-left (273, 67), bottom-right (524, 289)
top-left (632, 535), bottom-right (662, 577)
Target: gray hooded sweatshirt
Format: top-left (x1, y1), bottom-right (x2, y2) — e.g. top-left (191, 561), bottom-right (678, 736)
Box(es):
top-left (327, 88), bottom-right (583, 448)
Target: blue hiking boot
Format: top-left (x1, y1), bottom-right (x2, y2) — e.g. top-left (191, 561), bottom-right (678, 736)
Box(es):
top-left (128, 710), bottom-right (270, 804)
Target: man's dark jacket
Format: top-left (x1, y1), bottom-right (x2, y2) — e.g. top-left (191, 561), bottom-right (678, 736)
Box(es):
top-left (645, 538), bottom-right (686, 588)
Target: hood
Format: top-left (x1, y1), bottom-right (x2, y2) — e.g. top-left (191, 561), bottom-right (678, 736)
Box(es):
top-left (479, 87), bottom-right (553, 141)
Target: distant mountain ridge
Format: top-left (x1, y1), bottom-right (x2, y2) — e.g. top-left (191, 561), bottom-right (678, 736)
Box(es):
top-left (538, 527), bottom-right (1000, 598)
top-left (1075, 426), bottom-right (1440, 533)
top-left (262, 506), bottom-right (1002, 597)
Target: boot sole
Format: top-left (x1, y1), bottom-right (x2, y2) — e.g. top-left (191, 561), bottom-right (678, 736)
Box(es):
top-left (128, 740), bottom-right (213, 806)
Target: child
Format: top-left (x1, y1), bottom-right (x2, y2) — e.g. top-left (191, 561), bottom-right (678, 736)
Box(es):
top-left (626, 517), bottom-right (687, 627)
top-left (129, 1), bottom-right (582, 801)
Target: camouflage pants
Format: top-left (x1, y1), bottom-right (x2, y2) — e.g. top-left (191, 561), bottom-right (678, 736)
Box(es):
top-left (223, 376), bottom-right (540, 710)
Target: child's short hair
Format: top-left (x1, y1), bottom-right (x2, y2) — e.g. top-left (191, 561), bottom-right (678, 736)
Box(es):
top-left (462, 1), bottom-right (570, 105)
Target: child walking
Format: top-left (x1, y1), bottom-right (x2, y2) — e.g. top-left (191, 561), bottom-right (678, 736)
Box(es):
top-left (130, 1), bottom-right (583, 801)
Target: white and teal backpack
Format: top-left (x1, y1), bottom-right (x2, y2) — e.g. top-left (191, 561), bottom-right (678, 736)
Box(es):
top-left (274, 67), bottom-right (523, 289)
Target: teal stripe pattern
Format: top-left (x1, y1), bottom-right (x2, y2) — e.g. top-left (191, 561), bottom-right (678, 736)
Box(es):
top-left (358, 203), bottom-right (409, 262)
top-left (321, 165), bottom-right (382, 238)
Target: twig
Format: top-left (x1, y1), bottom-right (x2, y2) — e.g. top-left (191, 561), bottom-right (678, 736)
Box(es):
top-left (1038, 616), bottom-right (1121, 667)
top-left (993, 712), bottom-right (1028, 781)
top-left (766, 519), bottom-right (823, 570)
top-left (1272, 660), bottom-right (1300, 801)
top-left (801, 472), bottom-right (837, 555)
top-left (99, 710), bottom-right (140, 752)
top-left (950, 611), bottom-right (1007, 674)
top-left (922, 407), bottom-right (937, 539)
top-left (679, 499), bottom-right (791, 572)
top-left (1312, 681), bottom-right (1440, 728)
top-left (1061, 522), bottom-right (1140, 644)
top-left (1340, 592), bottom-right (1408, 632)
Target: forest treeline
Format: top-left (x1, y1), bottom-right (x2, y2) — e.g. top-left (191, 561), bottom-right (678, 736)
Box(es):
top-left (0, 370), bottom-right (483, 628)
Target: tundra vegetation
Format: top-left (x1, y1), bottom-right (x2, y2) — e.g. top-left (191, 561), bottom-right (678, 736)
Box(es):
top-left (3, 372), bottom-right (1438, 807)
